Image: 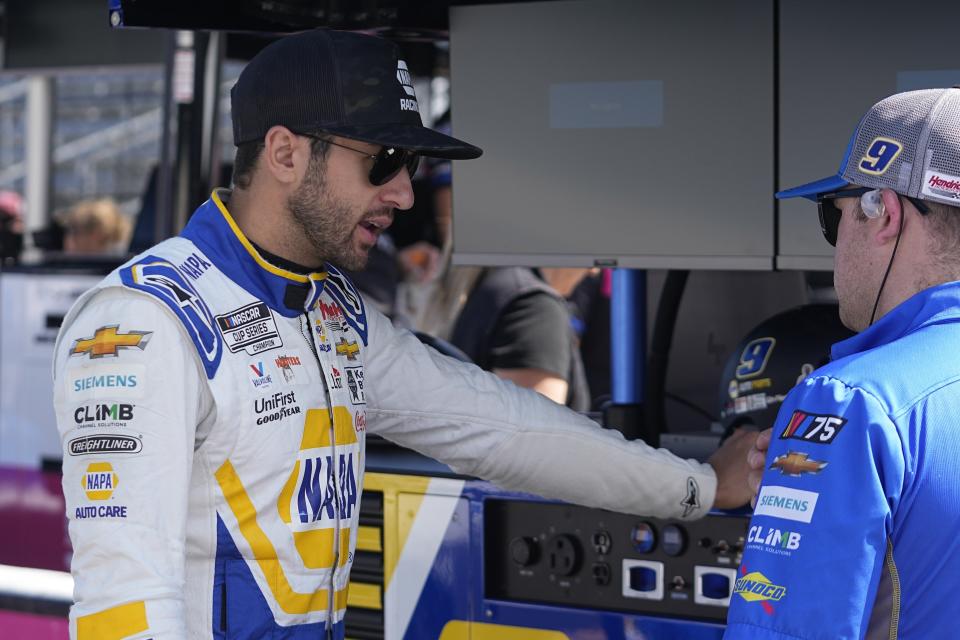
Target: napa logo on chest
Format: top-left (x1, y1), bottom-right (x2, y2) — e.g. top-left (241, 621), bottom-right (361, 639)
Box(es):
top-left (277, 407), bottom-right (362, 569)
top-left (81, 462), bottom-right (118, 500)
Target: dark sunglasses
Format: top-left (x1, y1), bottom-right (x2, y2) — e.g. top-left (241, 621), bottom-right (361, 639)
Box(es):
top-left (816, 188), bottom-right (930, 247)
top-left (299, 133), bottom-right (420, 186)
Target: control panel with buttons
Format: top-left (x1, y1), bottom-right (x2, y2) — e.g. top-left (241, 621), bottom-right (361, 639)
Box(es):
top-left (485, 500), bottom-right (749, 621)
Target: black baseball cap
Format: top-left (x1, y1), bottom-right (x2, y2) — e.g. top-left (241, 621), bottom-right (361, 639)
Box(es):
top-left (231, 29), bottom-right (482, 160)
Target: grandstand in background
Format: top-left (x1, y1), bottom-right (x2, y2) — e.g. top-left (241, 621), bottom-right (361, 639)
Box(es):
top-left (0, 64), bottom-right (240, 220)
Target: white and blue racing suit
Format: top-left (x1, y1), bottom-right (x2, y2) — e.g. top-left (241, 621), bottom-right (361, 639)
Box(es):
top-left (54, 189), bottom-right (718, 639)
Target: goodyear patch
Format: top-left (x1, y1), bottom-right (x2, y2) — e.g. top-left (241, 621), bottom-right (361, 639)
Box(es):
top-left (120, 255), bottom-right (223, 378)
top-left (323, 265), bottom-right (368, 346)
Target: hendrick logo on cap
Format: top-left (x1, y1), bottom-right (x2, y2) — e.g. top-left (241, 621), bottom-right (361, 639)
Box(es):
top-left (396, 60), bottom-right (419, 113)
top-left (923, 169), bottom-right (960, 202)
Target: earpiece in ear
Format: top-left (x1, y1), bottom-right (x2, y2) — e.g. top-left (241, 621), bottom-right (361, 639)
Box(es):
top-left (861, 189), bottom-right (885, 218)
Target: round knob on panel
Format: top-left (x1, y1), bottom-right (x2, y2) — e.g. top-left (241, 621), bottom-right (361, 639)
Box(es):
top-left (631, 522), bottom-right (657, 554)
top-left (661, 524), bottom-right (687, 557)
top-left (509, 536), bottom-right (539, 567)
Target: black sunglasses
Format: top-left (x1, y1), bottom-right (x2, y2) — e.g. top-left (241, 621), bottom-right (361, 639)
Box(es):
top-left (816, 188), bottom-right (930, 247)
top-left (298, 133), bottom-right (420, 186)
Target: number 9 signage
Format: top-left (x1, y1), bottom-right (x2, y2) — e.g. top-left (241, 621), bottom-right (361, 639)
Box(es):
top-left (735, 337), bottom-right (776, 380)
top-left (858, 137), bottom-right (903, 176)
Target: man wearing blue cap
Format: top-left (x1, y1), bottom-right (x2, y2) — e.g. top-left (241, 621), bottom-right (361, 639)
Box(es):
top-left (728, 87), bottom-right (960, 638)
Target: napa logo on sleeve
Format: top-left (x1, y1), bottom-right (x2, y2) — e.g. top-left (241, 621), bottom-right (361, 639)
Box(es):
top-left (81, 462), bottom-right (118, 500)
top-left (68, 364), bottom-right (146, 400)
top-left (76, 463), bottom-right (128, 519)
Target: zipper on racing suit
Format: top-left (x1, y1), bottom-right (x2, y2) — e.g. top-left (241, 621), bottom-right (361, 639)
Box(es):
top-left (299, 313), bottom-right (344, 638)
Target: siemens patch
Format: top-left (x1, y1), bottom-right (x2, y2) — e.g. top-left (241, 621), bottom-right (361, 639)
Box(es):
top-left (754, 485), bottom-right (819, 524)
top-left (68, 364), bottom-right (146, 400)
top-left (216, 302), bottom-right (283, 356)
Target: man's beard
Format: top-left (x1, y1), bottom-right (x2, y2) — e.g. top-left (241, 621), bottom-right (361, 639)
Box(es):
top-left (287, 155), bottom-right (369, 271)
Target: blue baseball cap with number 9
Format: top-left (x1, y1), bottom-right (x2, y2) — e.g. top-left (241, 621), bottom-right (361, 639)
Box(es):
top-left (777, 87), bottom-right (960, 206)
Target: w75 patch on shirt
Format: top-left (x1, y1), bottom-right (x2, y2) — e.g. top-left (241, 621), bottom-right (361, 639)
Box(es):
top-left (779, 410), bottom-right (847, 445)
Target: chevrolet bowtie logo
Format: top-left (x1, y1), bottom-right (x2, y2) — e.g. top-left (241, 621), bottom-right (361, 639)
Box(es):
top-left (71, 326), bottom-right (153, 359)
top-left (770, 451), bottom-right (827, 477)
top-left (335, 337), bottom-right (359, 361)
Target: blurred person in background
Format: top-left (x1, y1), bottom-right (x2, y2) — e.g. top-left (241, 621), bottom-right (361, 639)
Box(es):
top-left (0, 190), bottom-right (24, 265)
top-left (399, 118), bottom-right (593, 408)
top-left (59, 198), bottom-right (132, 256)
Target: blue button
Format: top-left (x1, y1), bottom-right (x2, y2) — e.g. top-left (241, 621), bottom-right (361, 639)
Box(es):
top-left (630, 523), bottom-right (656, 553)
top-left (701, 573), bottom-right (731, 599)
top-left (629, 566), bottom-right (658, 592)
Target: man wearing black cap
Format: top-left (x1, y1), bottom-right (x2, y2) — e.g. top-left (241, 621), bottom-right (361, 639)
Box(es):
top-left (53, 30), bottom-right (755, 639)
top-left (730, 88), bottom-right (960, 639)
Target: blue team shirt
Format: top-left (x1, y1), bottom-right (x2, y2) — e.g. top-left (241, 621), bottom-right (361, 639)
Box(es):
top-left (725, 281), bottom-right (960, 640)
